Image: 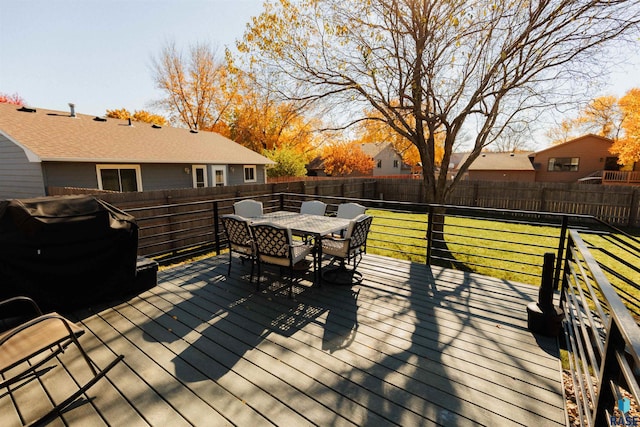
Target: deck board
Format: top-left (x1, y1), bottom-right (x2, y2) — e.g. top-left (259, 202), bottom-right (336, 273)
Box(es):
top-left (0, 253), bottom-right (565, 426)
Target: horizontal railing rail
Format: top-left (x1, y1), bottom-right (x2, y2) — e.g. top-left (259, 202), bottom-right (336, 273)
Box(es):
top-left (109, 191), bottom-right (639, 425)
top-left (561, 230), bottom-right (640, 426)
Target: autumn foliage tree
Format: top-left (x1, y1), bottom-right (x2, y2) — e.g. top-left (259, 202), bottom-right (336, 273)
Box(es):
top-left (611, 88), bottom-right (640, 164)
top-left (545, 88), bottom-right (640, 165)
top-left (0, 92), bottom-right (25, 105)
top-left (240, 0), bottom-right (640, 204)
top-left (152, 42), bottom-right (235, 131)
top-left (321, 142), bottom-right (374, 176)
top-left (106, 108), bottom-right (168, 125)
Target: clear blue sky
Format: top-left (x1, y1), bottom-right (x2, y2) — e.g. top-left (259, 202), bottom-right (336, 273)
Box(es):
top-left (1, 0), bottom-right (264, 117)
top-left (2, 0), bottom-right (639, 121)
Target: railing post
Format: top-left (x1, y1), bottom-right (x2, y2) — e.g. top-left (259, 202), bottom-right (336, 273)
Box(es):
top-left (213, 201), bottom-right (221, 255)
top-left (593, 319), bottom-right (625, 426)
top-left (426, 205), bottom-right (433, 265)
top-left (279, 193), bottom-right (285, 210)
top-left (554, 215), bottom-right (568, 290)
top-left (527, 252), bottom-right (564, 336)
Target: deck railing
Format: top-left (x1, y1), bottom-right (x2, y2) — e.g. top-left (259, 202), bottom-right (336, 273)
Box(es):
top-left (603, 170), bottom-right (640, 185)
top-left (561, 230), bottom-right (640, 426)
top-left (119, 191), bottom-right (639, 425)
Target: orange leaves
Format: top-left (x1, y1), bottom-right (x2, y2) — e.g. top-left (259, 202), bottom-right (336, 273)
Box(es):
top-left (0, 92), bottom-right (25, 105)
top-left (610, 88), bottom-right (640, 164)
top-left (105, 108), bottom-right (167, 126)
top-left (321, 142), bottom-right (374, 176)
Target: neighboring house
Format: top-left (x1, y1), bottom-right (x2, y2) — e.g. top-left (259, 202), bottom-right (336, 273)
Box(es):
top-left (306, 155), bottom-right (327, 177)
top-left (467, 152), bottom-right (536, 182)
top-left (0, 103), bottom-right (274, 199)
top-left (360, 142), bottom-right (411, 176)
top-left (528, 134), bottom-right (618, 183)
top-left (306, 142), bottom-right (411, 177)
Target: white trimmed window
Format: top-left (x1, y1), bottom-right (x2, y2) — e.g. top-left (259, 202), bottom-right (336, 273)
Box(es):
top-left (192, 165), bottom-right (207, 188)
top-left (212, 166), bottom-right (226, 186)
top-left (96, 165), bottom-right (142, 192)
top-left (244, 165), bottom-right (257, 182)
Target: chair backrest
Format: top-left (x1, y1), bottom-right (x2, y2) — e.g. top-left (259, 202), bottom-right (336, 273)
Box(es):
top-left (233, 199), bottom-right (263, 218)
top-left (221, 214), bottom-right (253, 248)
top-left (251, 223), bottom-right (292, 259)
top-left (300, 200), bottom-right (327, 216)
top-left (347, 214), bottom-right (373, 251)
top-left (336, 202), bottom-right (366, 219)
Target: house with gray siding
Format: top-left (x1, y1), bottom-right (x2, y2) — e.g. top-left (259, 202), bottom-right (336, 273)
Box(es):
top-left (0, 103), bottom-right (273, 199)
top-left (360, 142), bottom-right (411, 176)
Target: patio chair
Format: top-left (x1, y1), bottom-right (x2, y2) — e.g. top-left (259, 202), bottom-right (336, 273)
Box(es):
top-left (250, 222), bottom-right (315, 298)
top-left (300, 200), bottom-right (327, 216)
top-left (0, 296), bottom-right (124, 426)
top-left (321, 214), bottom-right (373, 285)
top-left (233, 199), bottom-right (263, 218)
top-left (336, 202), bottom-right (366, 219)
top-left (221, 214), bottom-right (255, 280)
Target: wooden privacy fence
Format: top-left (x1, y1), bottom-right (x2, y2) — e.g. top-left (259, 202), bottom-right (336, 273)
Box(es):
top-left (50, 177), bottom-right (639, 227)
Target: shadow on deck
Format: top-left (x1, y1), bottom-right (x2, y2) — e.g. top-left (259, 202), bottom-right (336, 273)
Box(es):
top-left (1, 253), bottom-right (565, 426)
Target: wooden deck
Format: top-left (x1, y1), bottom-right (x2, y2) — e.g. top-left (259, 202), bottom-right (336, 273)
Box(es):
top-left (1, 253), bottom-right (566, 426)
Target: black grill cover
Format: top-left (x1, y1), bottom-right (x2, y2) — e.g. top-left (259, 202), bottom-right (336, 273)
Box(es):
top-left (0, 195), bottom-right (138, 310)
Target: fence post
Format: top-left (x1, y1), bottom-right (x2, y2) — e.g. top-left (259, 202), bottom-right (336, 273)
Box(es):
top-left (629, 189), bottom-right (639, 227)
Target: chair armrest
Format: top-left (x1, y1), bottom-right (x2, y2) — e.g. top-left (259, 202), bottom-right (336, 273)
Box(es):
top-left (0, 296), bottom-right (43, 317)
top-left (0, 313), bottom-right (81, 347)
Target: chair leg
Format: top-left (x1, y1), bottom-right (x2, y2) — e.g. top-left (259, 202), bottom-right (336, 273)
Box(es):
top-left (228, 251), bottom-right (233, 276)
top-left (29, 354), bottom-right (124, 427)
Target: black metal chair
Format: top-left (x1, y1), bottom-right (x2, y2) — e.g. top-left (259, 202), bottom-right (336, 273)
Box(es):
top-left (221, 214), bottom-right (256, 281)
top-left (251, 222), bottom-right (315, 298)
top-left (321, 214), bottom-right (373, 285)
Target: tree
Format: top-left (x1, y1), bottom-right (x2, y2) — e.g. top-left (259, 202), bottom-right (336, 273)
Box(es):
top-left (106, 108), bottom-right (167, 125)
top-left (321, 142), bottom-right (374, 176)
top-left (225, 70), bottom-right (319, 153)
top-left (152, 42), bottom-right (234, 131)
top-left (263, 145), bottom-right (309, 177)
top-left (0, 92), bottom-right (25, 105)
top-left (353, 107), bottom-right (434, 168)
top-left (239, 0), bottom-right (640, 205)
top-left (611, 88), bottom-right (640, 164)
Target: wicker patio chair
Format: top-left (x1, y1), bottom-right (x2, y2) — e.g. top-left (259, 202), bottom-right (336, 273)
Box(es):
top-left (300, 200), bottom-right (327, 216)
top-left (221, 214), bottom-right (256, 280)
top-left (233, 199), bottom-right (263, 218)
top-left (321, 214), bottom-right (373, 285)
top-left (250, 222), bottom-right (315, 298)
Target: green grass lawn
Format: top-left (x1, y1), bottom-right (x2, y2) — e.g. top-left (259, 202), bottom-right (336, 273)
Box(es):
top-left (366, 208), bottom-right (640, 319)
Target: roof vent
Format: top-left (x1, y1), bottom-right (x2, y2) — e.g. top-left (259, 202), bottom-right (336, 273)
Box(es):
top-left (128, 118), bottom-right (132, 126)
top-left (93, 116), bottom-right (107, 122)
top-left (68, 103), bottom-right (76, 118)
top-left (510, 153), bottom-right (515, 157)
top-left (17, 106), bottom-right (36, 113)
top-left (152, 124), bottom-right (162, 129)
